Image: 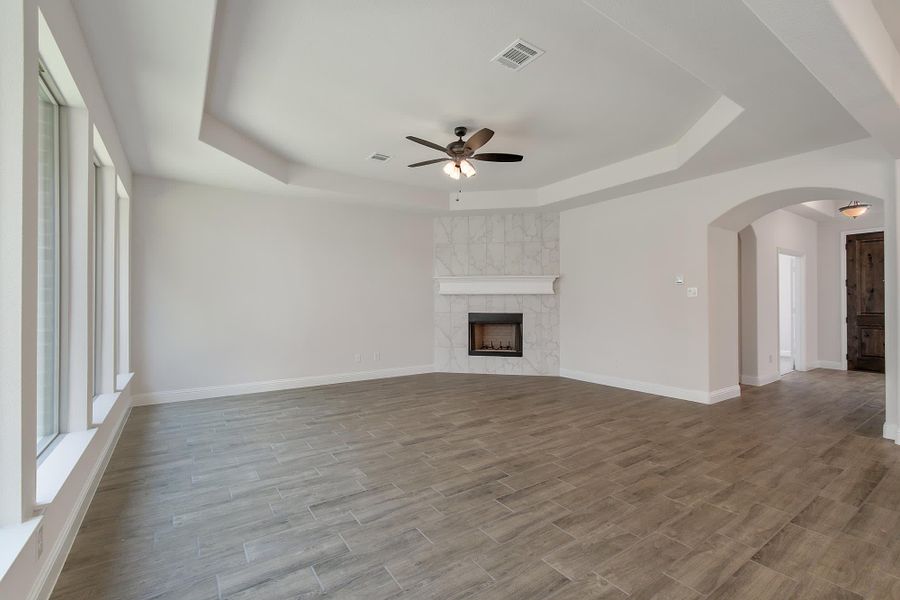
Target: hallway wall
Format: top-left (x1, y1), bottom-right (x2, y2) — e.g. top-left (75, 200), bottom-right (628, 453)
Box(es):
top-left (739, 210), bottom-right (818, 386)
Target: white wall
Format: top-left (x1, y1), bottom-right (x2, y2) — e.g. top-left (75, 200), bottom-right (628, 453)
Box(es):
top-left (561, 194), bottom-right (711, 399)
top-left (739, 210), bottom-right (818, 384)
top-left (817, 210), bottom-right (885, 368)
top-left (130, 176), bottom-right (434, 400)
top-left (708, 226), bottom-right (740, 393)
top-left (560, 138), bottom-right (893, 404)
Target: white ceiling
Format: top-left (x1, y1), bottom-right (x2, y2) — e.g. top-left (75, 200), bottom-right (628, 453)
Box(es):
top-left (71, 0), bottom-right (874, 209)
top-left (206, 0), bottom-right (717, 192)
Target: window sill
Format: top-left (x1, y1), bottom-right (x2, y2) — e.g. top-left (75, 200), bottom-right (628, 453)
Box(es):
top-left (2, 374), bottom-right (133, 586)
top-left (116, 372), bottom-right (134, 392)
top-left (0, 517), bottom-right (42, 581)
top-left (92, 392), bottom-right (118, 426)
top-left (35, 429), bottom-right (97, 507)
top-left (35, 373), bottom-right (133, 508)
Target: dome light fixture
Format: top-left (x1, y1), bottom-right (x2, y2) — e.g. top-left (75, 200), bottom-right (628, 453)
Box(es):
top-left (838, 200), bottom-right (870, 219)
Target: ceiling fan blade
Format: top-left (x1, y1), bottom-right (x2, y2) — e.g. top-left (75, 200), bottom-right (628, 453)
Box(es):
top-left (406, 136), bottom-right (449, 154)
top-left (407, 158), bottom-right (450, 168)
top-left (464, 128), bottom-right (494, 151)
top-left (471, 153), bottom-right (523, 162)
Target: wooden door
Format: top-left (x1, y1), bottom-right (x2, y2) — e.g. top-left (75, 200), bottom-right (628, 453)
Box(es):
top-left (846, 231), bottom-right (885, 373)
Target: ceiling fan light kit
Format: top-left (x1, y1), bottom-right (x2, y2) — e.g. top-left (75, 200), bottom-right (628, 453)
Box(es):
top-left (443, 161), bottom-right (462, 180)
top-left (406, 126), bottom-right (523, 180)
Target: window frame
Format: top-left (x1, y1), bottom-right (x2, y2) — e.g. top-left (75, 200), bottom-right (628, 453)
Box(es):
top-left (36, 64), bottom-right (63, 457)
top-left (92, 157), bottom-right (103, 398)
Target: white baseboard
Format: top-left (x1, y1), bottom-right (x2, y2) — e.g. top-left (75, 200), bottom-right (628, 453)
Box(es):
top-left (559, 368), bottom-right (740, 405)
top-left (708, 385), bottom-right (742, 404)
top-left (813, 360), bottom-right (845, 370)
top-left (132, 364), bottom-right (435, 406)
top-left (740, 373), bottom-right (781, 386)
top-left (31, 402), bottom-right (131, 600)
top-left (885, 422), bottom-right (898, 441)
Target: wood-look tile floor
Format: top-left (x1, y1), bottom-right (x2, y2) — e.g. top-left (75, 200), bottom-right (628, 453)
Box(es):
top-left (51, 370), bottom-right (900, 600)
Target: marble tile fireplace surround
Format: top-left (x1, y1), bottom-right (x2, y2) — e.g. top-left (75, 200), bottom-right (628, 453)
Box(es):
top-left (434, 212), bottom-right (560, 375)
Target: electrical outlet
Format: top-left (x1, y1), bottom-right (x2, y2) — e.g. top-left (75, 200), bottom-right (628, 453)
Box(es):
top-left (686, 287), bottom-right (698, 298)
top-left (354, 353), bottom-right (361, 363)
top-left (36, 524), bottom-right (43, 559)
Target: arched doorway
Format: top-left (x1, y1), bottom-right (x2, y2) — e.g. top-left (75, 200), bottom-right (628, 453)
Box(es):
top-left (707, 187), bottom-right (895, 440)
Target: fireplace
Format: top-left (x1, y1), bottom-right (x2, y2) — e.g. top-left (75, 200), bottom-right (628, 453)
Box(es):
top-left (469, 313), bottom-right (523, 357)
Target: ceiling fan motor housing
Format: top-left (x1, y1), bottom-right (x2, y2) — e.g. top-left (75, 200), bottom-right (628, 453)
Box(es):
top-left (448, 140), bottom-right (470, 158)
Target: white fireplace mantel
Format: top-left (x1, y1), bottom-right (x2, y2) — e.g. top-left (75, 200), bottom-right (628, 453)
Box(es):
top-left (435, 275), bottom-right (558, 295)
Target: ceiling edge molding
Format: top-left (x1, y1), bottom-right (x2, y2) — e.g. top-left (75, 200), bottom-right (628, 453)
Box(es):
top-left (742, 0), bottom-right (900, 157)
top-left (451, 95), bottom-right (743, 211)
top-left (199, 112), bottom-right (292, 183)
top-left (199, 110), bottom-right (446, 208)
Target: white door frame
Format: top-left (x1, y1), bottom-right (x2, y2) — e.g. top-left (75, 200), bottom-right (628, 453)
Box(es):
top-left (777, 248), bottom-right (806, 373)
top-left (840, 227), bottom-right (885, 371)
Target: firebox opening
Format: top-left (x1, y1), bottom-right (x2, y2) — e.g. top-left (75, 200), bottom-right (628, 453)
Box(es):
top-left (469, 312), bottom-right (523, 357)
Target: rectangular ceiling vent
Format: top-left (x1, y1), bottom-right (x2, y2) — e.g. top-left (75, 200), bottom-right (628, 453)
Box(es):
top-left (491, 39), bottom-right (544, 71)
top-left (367, 152), bottom-right (391, 162)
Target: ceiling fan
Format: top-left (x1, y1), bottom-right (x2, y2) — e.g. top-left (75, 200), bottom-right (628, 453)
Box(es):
top-left (406, 126), bottom-right (523, 179)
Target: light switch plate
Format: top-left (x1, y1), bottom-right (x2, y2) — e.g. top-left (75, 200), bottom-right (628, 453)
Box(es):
top-left (675, 275), bottom-right (684, 285)
top-left (686, 287), bottom-right (698, 298)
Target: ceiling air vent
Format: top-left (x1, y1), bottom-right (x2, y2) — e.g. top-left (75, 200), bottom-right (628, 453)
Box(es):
top-left (491, 39), bottom-right (544, 71)
top-left (367, 152), bottom-right (391, 162)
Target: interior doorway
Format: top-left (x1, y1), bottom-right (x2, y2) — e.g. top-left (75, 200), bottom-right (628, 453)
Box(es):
top-left (845, 230), bottom-right (885, 373)
top-left (778, 252), bottom-right (801, 375)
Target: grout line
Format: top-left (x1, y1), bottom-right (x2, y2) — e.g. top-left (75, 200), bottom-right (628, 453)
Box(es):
top-left (416, 527), bottom-right (435, 545)
top-left (595, 573), bottom-right (629, 597)
top-left (383, 564), bottom-right (403, 591)
top-left (472, 558), bottom-right (497, 582)
top-left (310, 565), bottom-right (326, 593)
top-left (549, 521), bottom-right (574, 539)
top-left (541, 558), bottom-right (572, 581)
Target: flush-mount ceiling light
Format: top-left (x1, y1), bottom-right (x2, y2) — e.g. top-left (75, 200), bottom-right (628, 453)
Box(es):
top-left (838, 200), bottom-right (871, 218)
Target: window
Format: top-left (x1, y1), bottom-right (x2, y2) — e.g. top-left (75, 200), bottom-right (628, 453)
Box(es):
top-left (36, 69), bottom-right (61, 455)
top-left (93, 160), bottom-right (103, 396)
